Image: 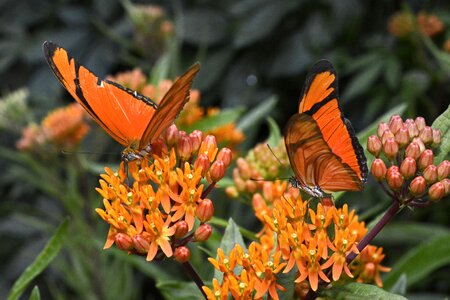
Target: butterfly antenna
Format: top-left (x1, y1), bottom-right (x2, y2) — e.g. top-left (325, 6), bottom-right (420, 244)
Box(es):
top-left (266, 143), bottom-right (284, 166)
top-left (61, 149), bottom-right (117, 156)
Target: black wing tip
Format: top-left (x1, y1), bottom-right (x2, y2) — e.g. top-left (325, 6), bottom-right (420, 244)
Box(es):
top-left (343, 118), bottom-right (368, 183)
top-left (42, 41), bottom-right (59, 57)
top-left (310, 59), bottom-right (336, 75)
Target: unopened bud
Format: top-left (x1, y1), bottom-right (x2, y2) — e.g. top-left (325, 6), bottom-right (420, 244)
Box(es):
top-left (377, 122), bottom-right (390, 138)
top-left (367, 135), bottom-right (382, 157)
top-left (164, 124), bottom-right (180, 147)
top-left (412, 138), bottom-right (426, 154)
top-left (400, 157), bottom-right (417, 179)
top-left (245, 179), bottom-right (258, 193)
top-left (132, 234), bottom-right (150, 253)
top-left (432, 129), bottom-right (441, 145)
top-left (394, 126), bottom-right (410, 147)
top-left (174, 246), bottom-right (190, 263)
top-left (441, 178), bottom-right (450, 195)
top-left (386, 166), bottom-right (404, 190)
top-left (371, 159), bottom-right (387, 181)
top-left (216, 148), bottom-right (233, 167)
top-left (405, 142), bottom-right (421, 159)
top-left (174, 220), bottom-right (189, 238)
top-left (383, 138), bottom-right (399, 160)
top-left (210, 160), bottom-right (225, 183)
top-left (196, 198), bottom-right (214, 222)
top-left (419, 126), bottom-right (433, 145)
top-left (199, 135), bottom-right (218, 162)
top-left (415, 117), bottom-right (426, 131)
top-left (405, 119), bottom-right (419, 138)
top-left (381, 129), bottom-right (394, 144)
top-left (437, 160), bottom-right (450, 180)
top-left (194, 154), bottom-right (210, 176)
top-left (418, 149), bottom-right (434, 170)
top-left (409, 176), bottom-right (426, 196)
top-left (236, 158), bottom-right (252, 179)
top-left (389, 115), bottom-right (403, 134)
top-left (189, 130), bottom-right (203, 152)
top-left (428, 182), bottom-right (445, 202)
top-left (177, 135), bottom-right (193, 160)
top-left (194, 223), bottom-right (212, 242)
top-left (115, 233), bottom-right (133, 251)
top-left (225, 186), bottom-right (239, 198)
top-left (423, 165), bottom-right (438, 184)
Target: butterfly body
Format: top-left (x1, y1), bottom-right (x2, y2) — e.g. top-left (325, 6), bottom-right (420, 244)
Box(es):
top-left (285, 60), bottom-right (367, 197)
top-left (43, 41), bottom-right (200, 161)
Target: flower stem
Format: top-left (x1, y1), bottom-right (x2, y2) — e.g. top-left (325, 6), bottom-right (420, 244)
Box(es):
top-left (182, 261), bottom-right (207, 299)
top-left (202, 182), bottom-right (216, 198)
top-left (346, 201), bottom-right (400, 263)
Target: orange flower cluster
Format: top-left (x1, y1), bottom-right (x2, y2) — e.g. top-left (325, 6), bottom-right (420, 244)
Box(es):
top-left (226, 139), bottom-right (289, 199)
top-left (388, 11), bottom-right (445, 38)
top-left (95, 125), bottom-right (232, 261)
top-left (107, 69), bottom-right (245, 152)
top-left (16, 103), bottom-right (89, 151)
top-left (368, 115), bottom-right (449, 204)
top-left (207, 181), bottom-right (390, 299)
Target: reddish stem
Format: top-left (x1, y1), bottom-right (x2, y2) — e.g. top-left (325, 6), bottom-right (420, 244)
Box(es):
top-left (182, 261), bottom-right (207, 299)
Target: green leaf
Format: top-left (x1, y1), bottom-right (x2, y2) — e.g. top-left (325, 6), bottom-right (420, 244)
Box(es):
top-left (383, 234), bottom-right (450, 290)
top-left (319, 282), bottom-right (407, 300)
top-left (277, 268), bottom-right (297, 300)
top-left (213, 218), bottom-right (246, 282)
top-left (210, 216), bottom-right (257, 241)
top-left (182, 107), bottom-right (245, 133)
top-left (431, 104), bottom-right (450, 162)
top-left (28, 286), bottom-right (41, 300)
top-left (422, 35), bottom-right (450, 73)
top-left (266, 117), bottom-right (281, 147)
top-left (389, 274), bottom-right (407, 295)
top-left (343, 62), bottom-right (384, 102)
top-left (7, 219), bottom-right (69, 300)
top-left (157, 281), bottom-right (202, 300)
top-left (384, 56), bottom-right (401, 90)
top-left (237, 96), bottom-right (278, 132)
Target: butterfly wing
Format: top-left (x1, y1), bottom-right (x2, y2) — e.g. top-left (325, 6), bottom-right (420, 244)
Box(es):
top-left (43, 41), bottom-right (158, 147)
top-left (139, 63), bottom-right (200, 149)
top-left (285, 113), bottom-right (364, 192)
top-left (285, 60), bottom-right (367, 194)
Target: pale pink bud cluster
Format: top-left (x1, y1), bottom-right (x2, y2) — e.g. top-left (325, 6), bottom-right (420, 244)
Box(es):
top-left (368, 115), bottom-right (448, 204)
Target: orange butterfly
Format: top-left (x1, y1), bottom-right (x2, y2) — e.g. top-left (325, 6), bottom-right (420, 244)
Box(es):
top-left (285, 60), bottom-right (367, 198)
top-left (43, 41), bottom-right (200, 161)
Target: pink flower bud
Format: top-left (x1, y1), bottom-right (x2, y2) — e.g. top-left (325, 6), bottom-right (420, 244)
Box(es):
top-left (174, 221), bottom-right (189, 238)
top-left (418, 149), bottom-right (434, 170)
top-left (441, 178), bottom-right (450, 195)
top-left (432, 129), bottom-right (441, 145)
top-left (367, 135), bottom-right (382, 157)
top-left (437, 160), bottom-right (450, 180)
top-left (405, 119), bottom-right (419, 138)
top-left (115, 233), bottom-right (133, 251)
top-left (409, 176), bottom-right (426, 196)
top-left (132, 234), bottom-right (150, 253)
top-left (386, 166), bottom-right (404, 190)
top-left (383, 137), bottom-right (399, 160)
top-left (245, 179), bottom-right (258, 193)
top-left (377, 122), bottom-right (390, 138)
top-left (177, 135), bottom-right (193, 160)
top-left (419, 126), bottom-right (433, 145)
top-left (189, 130), bottom-right (203, 152)
top-left (400, 157), bottom-right (417, 179)
top-left (405, 142), bottom-right (421, 159)
top-left (164, 124), bottom-right (180, 147)
top-left (194, 154), bottom-right (210, 176)
top-left (428, 182), bottom-right (445, 202)
top-left (412, 138), bottom-right (426, 153)
top-left (216, 148), bottom-right (233, 167)
top-left (210, 160), bottom-right (225, 182)
top-left (371, 158), bottom-right (387, 181)
top-left (196, 198), bottom-right (214, 222)
top-left (174, 246), bottom-right (190, 263)
top-left (415, 117), bottom-right (426, 131)
top-left (394, 126), bottom-right (410, 147)
top-left (389, 115), bottom-right (403, 134)
top-left (194, 223), bottom-right (212, 242)
top-left (423, 165), bottom-right (438, 184)
top-left (381, 129), bottom-right (394, 144)
top-left (236, 157), bottom-right (252, 179)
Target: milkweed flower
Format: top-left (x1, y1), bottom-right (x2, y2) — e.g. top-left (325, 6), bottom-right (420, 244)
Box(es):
top-left (16, 102), bottom-right (89, 151)
top-left (96, 125), bottom-right (231, 261)
top-left (367, 115), bottom-right (449, 205)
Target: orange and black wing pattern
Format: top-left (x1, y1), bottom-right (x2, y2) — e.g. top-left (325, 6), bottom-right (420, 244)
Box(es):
top-left (285, 60), bottom-right (367, 196)
top-left (43, 41), bottom-right (158, 147)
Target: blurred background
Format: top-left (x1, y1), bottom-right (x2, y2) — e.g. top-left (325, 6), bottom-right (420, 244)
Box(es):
top-left (0, 0), bottom-right (449, 299)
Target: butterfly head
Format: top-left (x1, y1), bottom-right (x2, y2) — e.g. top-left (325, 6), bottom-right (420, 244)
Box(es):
top-left (289, 177), bottom-right (325, 198)
top-left (121, 143), bottom-right (152, 162)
